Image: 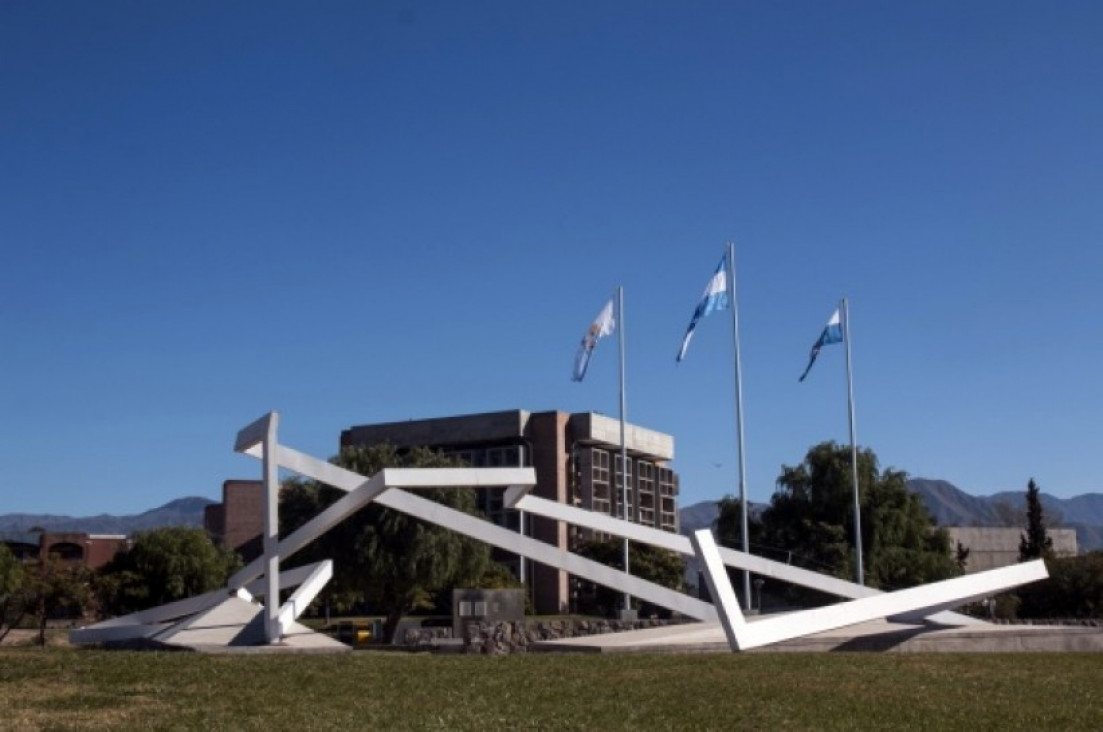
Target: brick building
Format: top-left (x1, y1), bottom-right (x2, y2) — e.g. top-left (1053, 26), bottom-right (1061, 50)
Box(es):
top-left (203, 479), bottom-right (264, 562)
top-left (0, 531), bottom-right (128, 570)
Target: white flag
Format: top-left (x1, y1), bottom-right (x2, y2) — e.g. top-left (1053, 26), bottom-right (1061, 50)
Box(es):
top-left (572, 300), bottom-right (615, 382)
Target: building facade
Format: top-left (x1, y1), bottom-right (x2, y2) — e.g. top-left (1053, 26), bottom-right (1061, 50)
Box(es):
top-left (203, 479), bottom-right (265, 562)
top-left (0, 531), bottom-right (128, 570)
top-left (341, 409), bottom-right (680, 615)
top-left (947, 526), bottom-right (1078, 573)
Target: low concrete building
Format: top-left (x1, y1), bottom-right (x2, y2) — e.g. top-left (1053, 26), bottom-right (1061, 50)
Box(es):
top-left (947, 526), bottom-right (1078, 573)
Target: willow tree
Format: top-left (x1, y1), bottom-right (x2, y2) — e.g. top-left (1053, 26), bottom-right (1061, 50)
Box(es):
top-left (97, 527), bottom-right (240, 615)
top-left (280, 444), bottom-right (492, 643)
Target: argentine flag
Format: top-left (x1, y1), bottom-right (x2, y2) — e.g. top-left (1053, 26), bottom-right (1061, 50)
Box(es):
top-left (798, 308), bottom-right (843, 382)
top-left (676, 256), bottom-right (729, 362)
top-left (572, 299), bottom-right (615, 382)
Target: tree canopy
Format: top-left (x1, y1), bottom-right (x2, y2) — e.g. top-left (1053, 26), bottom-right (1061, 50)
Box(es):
top-left (574, 538), bottom-right (685, 618)
top-left (1019, 478), bottom-right (1054, 562)
top-left (97, 527), bottom-right (240, 616)
top-left (279, 444), bottom-right (494, 642)
top-left (1017, 552), bottom-right (1103, 619)
top-left (717, 441), bottom-right (959, 598)
top-left (0, 544), bottom-right (25, 641)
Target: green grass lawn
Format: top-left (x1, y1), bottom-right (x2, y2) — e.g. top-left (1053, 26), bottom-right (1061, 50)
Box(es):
top-left (2, 647), bottom-right (1101, 730)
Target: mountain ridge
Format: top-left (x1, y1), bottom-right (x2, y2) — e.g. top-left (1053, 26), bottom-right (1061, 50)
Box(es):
top-left (679, 479), bottom-right (1103, 553)
top-left (0, 497), bottom-right (213, 535)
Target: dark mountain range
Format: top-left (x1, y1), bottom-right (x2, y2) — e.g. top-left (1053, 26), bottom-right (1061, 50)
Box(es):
top-left (679, 479), bottom-right (1103, 553)
top-left (987, 490), bottom-right (1103, 528)
top-left (0, 497), bottom-right (212, 535)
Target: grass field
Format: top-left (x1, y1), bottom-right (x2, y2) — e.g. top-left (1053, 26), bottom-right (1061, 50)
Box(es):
top-left (2, 647), bottom-right (1101, 730)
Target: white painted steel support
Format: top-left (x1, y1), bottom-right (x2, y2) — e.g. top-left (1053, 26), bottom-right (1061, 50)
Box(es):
top-left (690, 529), bottom-right (746, 650)
top-left (73, 414), bottom-right (1045, 651)
top-left (70, 562), bottom-right (325, 645)
top-left (276, 560), bottom-right (333, 631)
top-left (241, 440), bottom-right (715, 621)
top-left (260, 413), bottom-right (282, 642)
top-left (692, 528), bottom-right (1049, 651)
top-left (506, 487), bottom-right (877, 599)
top-left (505, 489), bottom-right (983, 625)
top-left (69, 588), bottom-right (243, 644)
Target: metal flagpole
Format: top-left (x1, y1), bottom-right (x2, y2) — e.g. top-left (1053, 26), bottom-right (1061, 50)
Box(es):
top-left (726, 242), bottom-right (752, 610)
top-left (518, 445), bottom-right (526, 585)
top-left (841, 297), bottom-right (864, 586)
top-left (616, 286), bottom-right (632, 613)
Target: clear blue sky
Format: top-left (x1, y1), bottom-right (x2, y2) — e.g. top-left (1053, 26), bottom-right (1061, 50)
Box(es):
top-left (3, 1), bottom-right (1101, 516)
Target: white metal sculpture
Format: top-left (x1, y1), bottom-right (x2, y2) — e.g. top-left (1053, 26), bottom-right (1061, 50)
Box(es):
top-left (71, 413), bottom-right (1048, 652)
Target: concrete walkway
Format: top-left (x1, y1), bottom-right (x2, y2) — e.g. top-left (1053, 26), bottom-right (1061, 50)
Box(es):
top-left (144, 596), bottom-right (350, 654)
top-left (532, 616), bottom-right (1103, 654)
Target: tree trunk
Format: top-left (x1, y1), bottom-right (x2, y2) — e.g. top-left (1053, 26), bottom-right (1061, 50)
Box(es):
top-left (382, 608), bottom-right (404, 645)
top-left (37, 605), bottom-right (47, 647)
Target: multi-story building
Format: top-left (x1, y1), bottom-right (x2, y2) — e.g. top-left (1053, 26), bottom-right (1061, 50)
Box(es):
top-left (340, 409), bottom-right (680, 615)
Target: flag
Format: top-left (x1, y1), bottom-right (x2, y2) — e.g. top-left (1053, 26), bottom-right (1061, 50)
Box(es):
top-left (798, 308), bottom-right (843, 382)
top-left (572, 299), bottom-right (615, 382)
top-left (676, 256), bottom-right (729, 362)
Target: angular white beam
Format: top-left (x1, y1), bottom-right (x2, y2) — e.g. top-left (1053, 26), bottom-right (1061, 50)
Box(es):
top-left (234, 412), bottom-right (277, 453)
top-left (741, 560), bottom-right (1048, 650)
top-left (689, 530), bottom-right (746, 650)
top-left (277, 560), bottom-right (333, 630)
top-left (506, 491), bottom-right (874, 599)
top-left (378, 485), bottom-right (716, 621)
top-left (71, 587), bottom-right (245, 639)
top-left (69, 562), bottom-right (322, 646)
top-left (228, 469), bottom-right (389, 589)
top-left (508, 491), bottom-right (984, 625)
top-left (244, 448), bottom-right (716, 621)
top-left (243, 561), bottom-right (329, 597)
top-left (69, 621), bottom-right (177, 645)
top-left (260, 412), bottom-right (281, 642)
top-left (692, 528), bottom-right (1049, 651)
top-left (77, 413), bottom-right (1039, 651)
top-left (228, 448), bottom-right (536, 589)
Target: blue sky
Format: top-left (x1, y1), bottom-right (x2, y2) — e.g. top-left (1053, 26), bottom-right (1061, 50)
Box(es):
top-left (3, 1), bottom-right (1101, 516)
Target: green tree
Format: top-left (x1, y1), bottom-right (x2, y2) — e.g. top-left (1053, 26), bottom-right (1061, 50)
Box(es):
top-left (0, 544), bottom-right (26, 642)
top-left (574, 538), bottom-right (685, 618)
top-left (954, 541), bottom-right (971, 572)
top-left (1018, 552), bottom-right (1103, 619)
top-left (1019, 478), bottom-right (1054, 562)
top-left (24, 554), bottom-right (91, 645)
top-left (97, 527), bottom-right (240, 616)
top-left (739, 441), bottom-right (959, 597)
top-left (280, 444), bottom-right (493, 643)
top-left (714, 496), bottom-right (764, 555)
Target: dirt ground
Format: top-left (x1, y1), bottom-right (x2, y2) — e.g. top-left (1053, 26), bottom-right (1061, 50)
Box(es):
top-left (1, 629), bottom-right (70, 646)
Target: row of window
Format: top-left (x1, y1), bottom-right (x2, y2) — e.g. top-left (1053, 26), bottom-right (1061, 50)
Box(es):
top-left (436, 443), bottom-right (678, 534)
top-left (578, 447), bottom-right (678, 530)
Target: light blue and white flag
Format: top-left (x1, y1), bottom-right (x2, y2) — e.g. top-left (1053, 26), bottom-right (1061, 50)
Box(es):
top-left (798, 308), bottom-right (843, 382)
top-left (572, 299), bottom-right (615, 382)
top-left (676, 256), bottom-right (729, 362)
